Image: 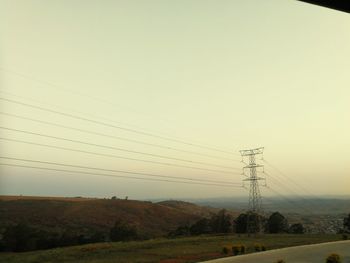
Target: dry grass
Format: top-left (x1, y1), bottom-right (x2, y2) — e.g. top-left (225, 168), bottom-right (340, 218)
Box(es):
top-left (0, 195), bottom-right (97, 202)
top-left (0, 195), bottom-right (216, 237)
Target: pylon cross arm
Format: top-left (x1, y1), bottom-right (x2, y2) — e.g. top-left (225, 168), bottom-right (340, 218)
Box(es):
top-left (239, 147), bottom-right (264, 156)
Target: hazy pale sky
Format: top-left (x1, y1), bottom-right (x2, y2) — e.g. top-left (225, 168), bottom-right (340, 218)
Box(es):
top-left (0, 0), bottom-right (349, 199)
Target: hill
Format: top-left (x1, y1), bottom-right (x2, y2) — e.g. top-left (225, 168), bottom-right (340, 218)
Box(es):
top-left (189, 196), bottom-right (350, 214)
top-left (0, 195), bottom-right (218, 238)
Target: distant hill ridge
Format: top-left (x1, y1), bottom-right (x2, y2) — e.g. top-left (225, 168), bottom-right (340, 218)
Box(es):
top-left (0, 195), bottom-right (218, 237)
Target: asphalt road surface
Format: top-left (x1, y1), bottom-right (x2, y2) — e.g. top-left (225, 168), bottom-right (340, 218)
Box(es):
top-left (202, 240), bottom-right (350, 263)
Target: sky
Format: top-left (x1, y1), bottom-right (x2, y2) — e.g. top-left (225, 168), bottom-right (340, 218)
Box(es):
top-left (0, 0), bottom-right (349, 200)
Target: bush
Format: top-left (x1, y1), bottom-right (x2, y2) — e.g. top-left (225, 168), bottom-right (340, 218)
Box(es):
top-left (344, 214), bottom-right (350, 232)
top-left (2, 223), bottom-right (39, 252)
top-left (231, 244), bottom-right (245, 255)
top-left (168, 226), bottom-right (190, 237)
top-left (254, 243), bottom-right (262, 252)
top-left (261, 245), bottom-right (267, 251)
top-left (110, 220), bottom-right (137, 242)
top-left (326, 253), bottom-right (341, 263)
top-left (232, 245), bottom-right (240, 255)
top-left (222, 246), bottom-right (230, 254)
top-left (341, 234), bottom-right (348, 240)
top-left (289, 223), bottom-right (305, 234)
top-left (0, 223), bottom-right (107, 252)
top-left (189, 218), bottom-right (211, 235)
top-left (240, 244), bottom-right (246, 254)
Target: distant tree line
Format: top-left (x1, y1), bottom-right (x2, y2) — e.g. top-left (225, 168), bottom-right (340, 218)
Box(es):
top-left (343, 214), bottom-right (350, 233)
top-left (0, 220), bottom-right (138, 252)
top-left (3, 211), bottom-right (348, 252)
top-left (168, 209), bottom-right (233, 237)
top-left (169, 210), bottom-right (305, 237)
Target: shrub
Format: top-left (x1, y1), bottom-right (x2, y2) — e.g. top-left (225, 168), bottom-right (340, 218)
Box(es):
top-left (289, 223), bottom-right (305, 234)
top-left (189, 218), bottom-right (211, 235)
top-left (222, 246), bottom-right (230, 254)
top-left (254, 243), bottom-right (262, 252)
top-left (232, 245), bottom-right (240, 255)
top-left (168, 226), bottom-right (190, 237)
top-left (2, 223), bottom-right (39, 252)
top-left (326, 253), bottom-right (341, 263)
top-left (261, 245), bottom-right (267, 251)
top-left (341, 234), bottom-right (348, 240)
top-left (240, 244), bottom-right (246, 254)
top-left (110, 220), bottom-right (137, 242)
top-left (344, 214), bottom-right (350, 232)
top-left (232, 244), bottom-right (246, 255)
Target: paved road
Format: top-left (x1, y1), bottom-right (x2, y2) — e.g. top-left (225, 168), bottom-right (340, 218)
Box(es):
top-left (202, 240), bottom-right (350, 263)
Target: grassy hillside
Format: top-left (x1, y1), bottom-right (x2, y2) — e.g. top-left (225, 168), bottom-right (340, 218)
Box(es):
top-left (0, 234), bottom-right (341, 263)
top-left (0, 196), bottom-right (218, 238)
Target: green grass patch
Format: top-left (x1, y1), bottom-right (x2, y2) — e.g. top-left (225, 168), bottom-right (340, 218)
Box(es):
top-left (0, 234), bottom-right (341, 263)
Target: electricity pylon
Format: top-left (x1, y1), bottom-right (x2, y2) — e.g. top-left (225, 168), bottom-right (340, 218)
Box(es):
top-left (240, 147), bottom-right (265, 235)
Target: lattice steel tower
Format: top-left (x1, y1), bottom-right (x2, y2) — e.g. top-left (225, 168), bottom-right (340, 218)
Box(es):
top-left (240, 147), bottom-right (265, 234)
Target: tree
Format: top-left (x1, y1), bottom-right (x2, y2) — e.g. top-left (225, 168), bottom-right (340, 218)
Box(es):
top-left (344, 214), bottom-right (350, 232)
top-left (2, 223), bottom-right (38, 252)
top-left (234, 213), bottom-right (248, 233)
top-left (267, 212), bottom-right (288, 233)
top-left (210, 209), bottom-right (232, 233)
top-left (234, 212), bottom-right (266, 233)
top-left (168, 225), bottom-right (190, 237)
top-left (58, 231), bottom-right (80, 247)
top-left (110, 220), bottom-right (137, 241)
top-left (247, 211), bottom-right (266, 233)
top-left (289, 223), bottom-right (305, 234)
top-left (190, 218), bottom-right (211, 235)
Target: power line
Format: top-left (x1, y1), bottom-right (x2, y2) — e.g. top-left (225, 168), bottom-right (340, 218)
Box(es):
top-left (0, 162), bottom-right (244, 188)
top-left (264, 167), bottom-right (341, 213)
top-left (242, 183), bottom-right (313, 215)
top-left (0, 156), bottom-right (242, 186)
top-left (0, 112), bottom-right (238, 162)
top-left (264, 160), bottom-right (308, 190)
top-left (0, 96), bottom-right (240, 156)
top-left (263, 186), bottom-right (314, 215)
top-left (0, 67), bottom-right (176, 128)
top-left (0, 90), bottom-right (239, 157)
top-left (264, 171), bottom-right (315, 202)
top-left (0, 137), bottom-right (240, 175)
top-left (262, 159), bottom-right (344, 214)
top-left (260, 192), bottom-right (308, 215)
top-left (0, 126), bottom-right (241, 171)
top-left (264, 171), bottom-right (321, 212)
top-left (0, 68), bottom-right (241, 155)
top-left (263, 159), bottom-right (320, 197)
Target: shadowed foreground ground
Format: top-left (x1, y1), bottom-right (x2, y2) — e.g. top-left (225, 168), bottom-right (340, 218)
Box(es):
top-left (202, 240), bottom-right (350, 263)
top-left (0, 234), bottom-right (342, 263)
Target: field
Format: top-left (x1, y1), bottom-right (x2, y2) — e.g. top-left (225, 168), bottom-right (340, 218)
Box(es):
top-left (0, 234), bottom-right (341, 263)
